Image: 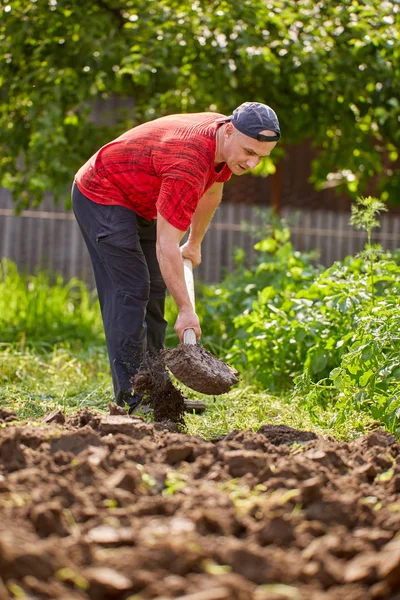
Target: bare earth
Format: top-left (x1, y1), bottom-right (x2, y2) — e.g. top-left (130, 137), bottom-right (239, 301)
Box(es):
top-left (0, 406), bottom-right (399, 600)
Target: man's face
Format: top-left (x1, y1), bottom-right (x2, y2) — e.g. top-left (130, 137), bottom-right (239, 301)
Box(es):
top-left (222, 124), bottom-right (277, 175)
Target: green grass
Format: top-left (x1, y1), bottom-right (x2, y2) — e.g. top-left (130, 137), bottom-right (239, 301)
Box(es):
top-left (0, 342), bottom-right (111, 419)
top-left (0, 259), bottom-right (104, 345)
top-left (183, 387), bottom-right (376, 441)
top-left (0, 341), bottom-right (377, 440)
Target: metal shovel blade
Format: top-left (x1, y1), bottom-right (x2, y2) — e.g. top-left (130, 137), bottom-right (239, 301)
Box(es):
top-left (162, 343), bottom-right (239, 395)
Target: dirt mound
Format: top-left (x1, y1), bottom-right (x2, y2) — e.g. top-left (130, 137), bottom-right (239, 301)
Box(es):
top-left (0, 409), bottom-right (399, 599)
top-left (257, 424), bottom-right (318, 445)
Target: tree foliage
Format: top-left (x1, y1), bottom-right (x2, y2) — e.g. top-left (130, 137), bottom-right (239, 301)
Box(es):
top-left (1, 0), bottom-right (399, 207)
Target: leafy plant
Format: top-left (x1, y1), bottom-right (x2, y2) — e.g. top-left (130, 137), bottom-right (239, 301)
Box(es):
top-left (350, 196), bottom-right (388, 300)
top-left (295, 299), bottom-right (400, 433)
top-left (196, 209), bottom-right (320, 356)
top-left (292, 196), bottom-right (400, 432)
top-left (198, 196), bottom-right (400, 433)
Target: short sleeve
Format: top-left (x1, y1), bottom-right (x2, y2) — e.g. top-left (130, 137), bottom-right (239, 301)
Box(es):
top-left (156, 177), bottom-right (201, 231)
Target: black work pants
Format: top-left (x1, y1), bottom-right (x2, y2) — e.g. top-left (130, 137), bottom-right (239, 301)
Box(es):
top-left (72, 182), bottom-right (167, 407)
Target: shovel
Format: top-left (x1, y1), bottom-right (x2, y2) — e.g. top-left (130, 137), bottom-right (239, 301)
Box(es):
top-left (162, 258), bottom-right (239, 395)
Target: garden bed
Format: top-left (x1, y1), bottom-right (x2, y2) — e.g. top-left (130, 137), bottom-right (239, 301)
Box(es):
top-left (0, 407), bottom-right (399, 600)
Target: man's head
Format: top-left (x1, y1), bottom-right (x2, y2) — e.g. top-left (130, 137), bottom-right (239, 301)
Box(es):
top-left (216, 102), bottom-right (280, 175)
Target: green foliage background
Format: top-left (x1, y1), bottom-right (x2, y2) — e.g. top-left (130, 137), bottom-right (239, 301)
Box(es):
top-left (196, 198), bottom-right (400, 433)
top-left (0, 260), bottom-right (104, 345)
top-left (1, 0), bottom-right (399, 207)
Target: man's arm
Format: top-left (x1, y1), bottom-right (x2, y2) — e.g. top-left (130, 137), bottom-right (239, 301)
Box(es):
top-left (156, 212), bottom-right (201, 342)
top-left (180, 182), bottom-right (224, 266)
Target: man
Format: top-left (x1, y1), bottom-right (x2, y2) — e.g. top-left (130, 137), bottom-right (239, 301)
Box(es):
top-left (72, 101), bottom-right (280, 413)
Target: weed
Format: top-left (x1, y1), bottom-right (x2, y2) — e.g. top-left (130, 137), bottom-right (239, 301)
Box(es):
top-left (0, 259), bottom-right (103, 345)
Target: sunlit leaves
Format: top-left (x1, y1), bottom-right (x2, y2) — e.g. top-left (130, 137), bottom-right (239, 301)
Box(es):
top-left (0, 0), bottom-right (399, 206)
top-left (350, 196), bottom-right (388, 233)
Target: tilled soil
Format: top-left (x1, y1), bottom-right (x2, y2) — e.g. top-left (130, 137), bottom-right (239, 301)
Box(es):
top-left (0, 406), bottom-right (399, 600)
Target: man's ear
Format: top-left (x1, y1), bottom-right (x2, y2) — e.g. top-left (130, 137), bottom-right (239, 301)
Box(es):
top-left (225, 122), bottom-right (234, 138)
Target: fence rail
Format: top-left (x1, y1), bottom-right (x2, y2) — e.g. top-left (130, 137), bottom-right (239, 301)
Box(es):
top-left (1, 189), bottom-right (399, 286)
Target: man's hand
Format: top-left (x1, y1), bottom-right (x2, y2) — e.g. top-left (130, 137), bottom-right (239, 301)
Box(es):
top-left (180, 241), bottom-right (201, 267)
top-left (175, 309), bottom-right (201, 343)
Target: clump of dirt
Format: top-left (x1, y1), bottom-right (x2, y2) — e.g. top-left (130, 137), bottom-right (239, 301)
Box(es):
top-left (0, 408), bottom-right (17, 423)
top-left (257, 424), bottom-right (318, 445)
top-left (133, 365), bottom-right (185, 425)
top-left (162, 343), bottom-right (239, 395)
top-left (0, 410), bottom-right (399, 600)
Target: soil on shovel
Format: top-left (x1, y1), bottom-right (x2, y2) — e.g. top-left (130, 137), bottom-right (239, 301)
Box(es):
top-left (162, 343), bottom-right (240, 395)
top-left (0, 407), bottom-right (399, 600)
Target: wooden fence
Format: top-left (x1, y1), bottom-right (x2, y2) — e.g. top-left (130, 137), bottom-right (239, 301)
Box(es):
top-left (1, 188), bottom-right (399, 286)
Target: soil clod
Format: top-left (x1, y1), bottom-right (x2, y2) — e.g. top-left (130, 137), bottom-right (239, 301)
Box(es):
top-left (41, 408), bottom-right (66, 425)
top-left (257, 424), bottom-right (318, 445)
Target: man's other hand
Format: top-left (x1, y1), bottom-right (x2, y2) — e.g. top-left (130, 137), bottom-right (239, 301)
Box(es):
top-left (175, 309), bottom-right (201, 342)
top-left (180, 241), bottom-right (201, 267)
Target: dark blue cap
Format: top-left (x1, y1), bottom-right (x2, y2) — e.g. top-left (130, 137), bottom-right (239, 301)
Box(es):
top-left (217, 102), bottom-right (281, 142)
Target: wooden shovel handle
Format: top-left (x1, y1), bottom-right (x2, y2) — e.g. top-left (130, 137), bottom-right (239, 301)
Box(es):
top-left (183, 258), bottom-right (197, 345)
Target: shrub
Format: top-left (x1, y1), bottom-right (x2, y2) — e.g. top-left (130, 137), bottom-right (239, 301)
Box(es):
top-left (197, 215), bottom-right (321, 356)
top-left (198, 197), bottom-right (400, 432)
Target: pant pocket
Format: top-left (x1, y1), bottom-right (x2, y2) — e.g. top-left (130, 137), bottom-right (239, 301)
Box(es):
top-left (96, 229), bottom-right (140, 251)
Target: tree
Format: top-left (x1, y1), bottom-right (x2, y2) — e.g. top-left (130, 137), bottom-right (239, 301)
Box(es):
top-left (1, 0), bottom-right (399, 208)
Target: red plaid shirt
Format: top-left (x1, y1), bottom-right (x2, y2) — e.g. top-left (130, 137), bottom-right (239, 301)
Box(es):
top-left (75, 113), bottom-right (232, 231)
